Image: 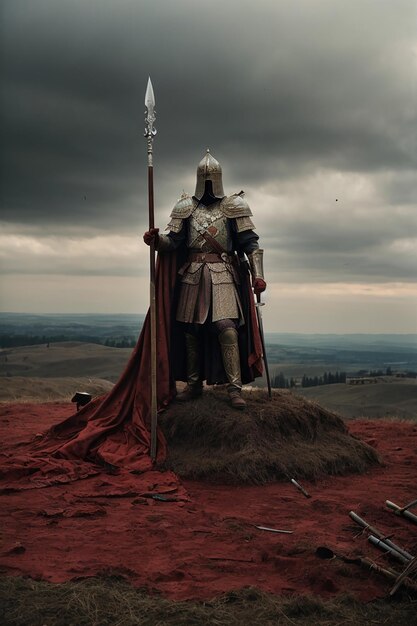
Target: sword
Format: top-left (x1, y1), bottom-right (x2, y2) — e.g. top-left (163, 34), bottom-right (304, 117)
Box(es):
top-left (255, 292), bottom-right (272, 399)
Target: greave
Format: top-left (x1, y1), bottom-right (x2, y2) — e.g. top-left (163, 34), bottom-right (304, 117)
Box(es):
top-left (218, 327), bottom-right (242, 391)
top-left (185, 332), bottom-right (202, 389)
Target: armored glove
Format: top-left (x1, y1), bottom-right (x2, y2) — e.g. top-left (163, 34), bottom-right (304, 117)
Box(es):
top-left (143, 228), bottom-right (159, 246)
top-left (253, 278), bottom-right (267, 295)
top-left (247, 249), bottom-right (266, 295)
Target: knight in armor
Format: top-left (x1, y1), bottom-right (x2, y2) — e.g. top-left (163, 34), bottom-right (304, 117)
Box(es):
top-left (144, 150), bottom-right (266, 409)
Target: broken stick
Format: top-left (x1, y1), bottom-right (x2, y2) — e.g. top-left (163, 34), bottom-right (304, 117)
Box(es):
top-left (386, 500), bottom-right (417, 525)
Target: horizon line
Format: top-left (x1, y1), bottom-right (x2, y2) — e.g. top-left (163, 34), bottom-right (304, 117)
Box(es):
top-left (0, 312), bottom-right (416, 336)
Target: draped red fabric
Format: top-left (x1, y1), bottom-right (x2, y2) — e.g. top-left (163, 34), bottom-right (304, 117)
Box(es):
top-left (0, 251), bottom-right (263, 491)
top-left (43, 253), bottom-right (180, 471)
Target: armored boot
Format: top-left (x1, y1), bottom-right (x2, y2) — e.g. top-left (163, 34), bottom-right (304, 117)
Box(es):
top-left (176, 333), bottom-right (203, 402)
top-left (218, 328), bottom-right (246, 410)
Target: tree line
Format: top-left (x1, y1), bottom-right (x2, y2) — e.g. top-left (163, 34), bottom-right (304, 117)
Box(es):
top-left (301, 371), bottom-right (347, 387)
top-left (271, 370), bottom-right (347, 389)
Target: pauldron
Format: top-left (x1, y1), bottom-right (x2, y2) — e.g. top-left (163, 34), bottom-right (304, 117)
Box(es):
top-left (220, 192), bottom-right (255, 233)
top-left (166, 191), bottom-right (255, 234)
top-left (166, 193), bottom-right (196, 233)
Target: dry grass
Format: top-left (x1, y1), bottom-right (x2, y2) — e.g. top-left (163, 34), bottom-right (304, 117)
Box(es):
top-left (295, 382), bottom-right (417, 421)
top-left (0, 342), bottom-right (131, 382)
top-left (0, 376), bottom-right (113, 403)
top-left (1, 575), bottom-right (416, 626)
top-left (158, 388), bottom-right (380, 484)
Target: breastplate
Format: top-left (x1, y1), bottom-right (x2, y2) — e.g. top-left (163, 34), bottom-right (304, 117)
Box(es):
top-left (187, 203), bottom-right (228, 252)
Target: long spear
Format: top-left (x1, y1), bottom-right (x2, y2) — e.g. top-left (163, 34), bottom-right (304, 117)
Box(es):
top-left (144, 77), bottom-right (157, 461)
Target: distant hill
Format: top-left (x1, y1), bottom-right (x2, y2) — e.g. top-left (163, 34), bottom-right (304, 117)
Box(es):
top-left (0, 312), bottom-right (145, 348)
top-left (295, 381), bottom-right (417, 420)
top-left (0, 376), bottom-right (114, 403)
top-left (1, 341), bottom-right (416, 420)
top-left (0, 312), bottom-right (144, 333)
top-left (0, 342), bottom-right (132, 382)
top-left (264, 332), bottom-right (417, 350)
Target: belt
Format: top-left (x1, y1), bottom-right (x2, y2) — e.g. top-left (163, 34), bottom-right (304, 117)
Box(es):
top-left (188, 252), bottom-right (232, 263)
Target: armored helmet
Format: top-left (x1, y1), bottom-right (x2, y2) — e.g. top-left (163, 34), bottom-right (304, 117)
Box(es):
top-left (194, 149), bottom-right (225, 199)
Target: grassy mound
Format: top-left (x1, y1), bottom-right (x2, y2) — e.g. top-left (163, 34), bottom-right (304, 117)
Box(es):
top-left (159, 388), bottom-right (380, 484)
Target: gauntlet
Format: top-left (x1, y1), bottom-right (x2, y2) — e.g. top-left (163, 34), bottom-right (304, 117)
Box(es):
top-left (247, 249), bottom-right (266, 294)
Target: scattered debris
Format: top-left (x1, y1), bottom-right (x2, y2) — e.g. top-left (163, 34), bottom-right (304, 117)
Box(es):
top-left (316, 546), bottom-right (417, 592)
top-left (399, 497), bottom-right (417, 513)
top-left (390, 556), bottom-right (417, 595)
top-left (290, 478), bottom-right (311, 498)
top-left (349, 511), bottom-right (414, 561)
top-left (368, 535), bottom-right (410, 564)
top-left (146, 494), bottom-right (179, 502)
top-left (132, 492), bottom-right (181, 503)
top-left (254, 526), bottom-right (293, 534)
top-left (345, 508), bottom-right (417, 593)
top-left (71, 391), bottom-right (92, 411)
top-left (386, 500), bottom-right (417, 525)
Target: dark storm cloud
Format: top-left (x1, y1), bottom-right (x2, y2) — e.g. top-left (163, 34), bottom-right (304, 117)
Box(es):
top-left (1, 0), bottom-right (416, 234)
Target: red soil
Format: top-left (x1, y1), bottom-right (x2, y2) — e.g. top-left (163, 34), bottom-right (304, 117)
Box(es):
top-left (0, 402), bottom-right (416, 601)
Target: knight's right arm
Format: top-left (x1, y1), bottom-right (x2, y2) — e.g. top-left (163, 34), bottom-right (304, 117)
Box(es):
top-left (156, 224), bottom-right (186, 252)
top-left (145, 193), bottom-right (193, 252)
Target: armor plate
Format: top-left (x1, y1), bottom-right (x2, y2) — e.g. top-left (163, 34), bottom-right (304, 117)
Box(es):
top-left (166, 192), bottom-right (255, 234)
top-left (220, 192), bottom-right (252, 218)
top-left (222, 192), bottom-right (256, 232)
top-left (166, 193), bottom-right (195, 232)
top-left (187, 202), bottom-right (228, 251)
top-left (247, 248), bottom-right (264, 280)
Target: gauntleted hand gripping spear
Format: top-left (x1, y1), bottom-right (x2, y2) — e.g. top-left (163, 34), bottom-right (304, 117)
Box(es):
top-left (144, 77), bottom-right (158, 461)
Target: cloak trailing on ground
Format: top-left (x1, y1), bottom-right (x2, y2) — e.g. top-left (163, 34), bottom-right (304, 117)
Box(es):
top-left (0, 252), bottom-right (263, 487)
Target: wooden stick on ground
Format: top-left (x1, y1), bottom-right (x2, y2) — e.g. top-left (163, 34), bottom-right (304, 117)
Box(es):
top-left (386, 500), bottom-right (417, 525)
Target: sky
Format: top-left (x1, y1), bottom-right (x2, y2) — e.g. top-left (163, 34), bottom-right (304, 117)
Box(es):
top-left (1, 0), bottom-right (416, 333)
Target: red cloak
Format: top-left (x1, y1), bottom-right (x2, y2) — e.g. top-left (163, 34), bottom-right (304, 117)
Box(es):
top-left (1, 251), bottom-right (263, 485)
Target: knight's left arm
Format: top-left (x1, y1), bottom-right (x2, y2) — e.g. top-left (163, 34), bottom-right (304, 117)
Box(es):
top-left (235, 227), bottom-right (266, 294)
top-left (222, 193), bottom-right (266, 293)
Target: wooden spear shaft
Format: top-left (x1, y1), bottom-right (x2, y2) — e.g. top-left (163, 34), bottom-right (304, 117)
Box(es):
top-left (144, 77), bottom-right (158, 462)
top-left (148, 164), bottom-right (157, 462)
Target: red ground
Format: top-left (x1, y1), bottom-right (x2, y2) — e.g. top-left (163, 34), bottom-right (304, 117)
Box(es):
top-left (0, 402), bottom-right (416, 601)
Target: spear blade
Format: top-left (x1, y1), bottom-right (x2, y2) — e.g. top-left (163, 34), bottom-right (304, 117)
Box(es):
top-left (145, 76), bottom-right (155, 109)
top-left (144, 77), bottom-right (156, 163)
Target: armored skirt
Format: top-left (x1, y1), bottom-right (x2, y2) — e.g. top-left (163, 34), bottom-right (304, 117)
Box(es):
top-left (176, 256), bottom-right (244, 324)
